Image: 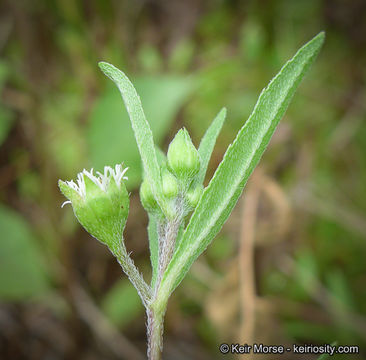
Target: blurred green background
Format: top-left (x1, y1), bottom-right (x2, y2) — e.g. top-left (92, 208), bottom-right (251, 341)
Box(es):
top-left (0, 0), bottom-right (365, 359)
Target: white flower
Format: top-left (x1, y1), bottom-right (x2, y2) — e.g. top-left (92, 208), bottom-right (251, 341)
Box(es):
top-left (58, 163), bottom-right (130, 252)
top-left (61, 164), bottom-right (128, 207)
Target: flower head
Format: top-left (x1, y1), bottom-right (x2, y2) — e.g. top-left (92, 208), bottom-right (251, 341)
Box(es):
top-left (167, 128), bottom-right (200, 184)
top-left (59, 164), bottom-right (130, 253)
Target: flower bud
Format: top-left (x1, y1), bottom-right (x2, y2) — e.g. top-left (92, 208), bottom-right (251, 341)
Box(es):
top-left (186, 184), bottom-right (203, 208)
top-left (59, 165), bottom-right (129, 253)
top-left (161, 167), bottom-right (179, 199)
top-left (167, 128), bottom-right (200, 182)
top-left (140, 179), bottom-right (160, 213)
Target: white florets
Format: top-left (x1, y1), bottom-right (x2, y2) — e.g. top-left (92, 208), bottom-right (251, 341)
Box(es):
top-left (61, 164), bottom-right (128, 208)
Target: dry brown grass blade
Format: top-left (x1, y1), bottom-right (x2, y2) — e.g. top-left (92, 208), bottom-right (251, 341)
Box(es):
top-left (238, 168), bottom-right (262, 355)
top-left (71, 284), bottom-right (145, 360)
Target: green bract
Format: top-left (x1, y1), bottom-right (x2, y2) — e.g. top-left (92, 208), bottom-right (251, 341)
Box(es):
top-left (140, 179), bottom-right (159, 213)
top-left (167, 128), bottom-right (200, 184)
top-left (59, 165), bottom-right (129, 254)
top-left (186, 183), bottom-right (203, 209)
top-left (161, 167), bottom-right (179, 199)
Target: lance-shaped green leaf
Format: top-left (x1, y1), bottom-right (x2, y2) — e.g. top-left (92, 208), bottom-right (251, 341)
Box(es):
top-left (196, 107), bottom-right (227, 184)
top-left (159, 32), bottom-right (325, 297)
top-left (98, 62), bottom-right (166, 214)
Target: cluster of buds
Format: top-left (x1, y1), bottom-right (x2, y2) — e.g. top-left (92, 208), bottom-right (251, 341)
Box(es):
top-left (59, 128), bottom-right (203, 244)
top-left (140, 128), bottom-right (203, 218)
top-left (58, 165), bottom-right (130, 253)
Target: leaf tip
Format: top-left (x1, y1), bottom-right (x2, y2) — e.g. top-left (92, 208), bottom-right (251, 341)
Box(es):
top-left (98, 61), bottom-right (110, 70)
top-left (98, 61), bottom-right (120, 83)
top-left (315, 31), bottom-right (325, 44)
top-left (310, 31), bottom-right (325, 51)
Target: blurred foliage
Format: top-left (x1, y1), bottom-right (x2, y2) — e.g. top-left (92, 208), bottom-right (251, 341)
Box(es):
top-left (102, 279), bottom-right (144, 329)
top-left (0, 0), bottom-right (365, 359)
top-left (0, 204), bottom-right (50, 300)
top-left (0, 62), bottom-right (14, 146)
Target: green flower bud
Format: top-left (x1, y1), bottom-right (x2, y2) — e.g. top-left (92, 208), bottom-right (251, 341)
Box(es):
top-left (140, 179), bottom-right (160, 213)
top-left (59, 165), bottom-right (129, 253)
top-left (161, 167), bottom-right (179, 199)
top-left (186, 184), bottom-right (203, 208)
top-left (167, 128), bottom-right (200, 182)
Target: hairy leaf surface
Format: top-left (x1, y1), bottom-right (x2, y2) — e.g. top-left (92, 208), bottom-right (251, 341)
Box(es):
top-left (160, 32), bottom-right (325, 296)
top-left (98, 62), bottom-right (166, 212)
top-left (197, 107), bottom-right (227, 185)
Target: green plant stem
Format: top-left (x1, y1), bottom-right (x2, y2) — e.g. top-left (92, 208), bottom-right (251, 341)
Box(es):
top-left (147, 297), bottom-right (168, 360)
top-left (146, 307), bottom-right (164, 360)
top-left (146, 214), bottom-right (182, 359)
top-left (156, 218), bottom-right (181, 295)
top-left (113, 241), bottom-right (152, 307)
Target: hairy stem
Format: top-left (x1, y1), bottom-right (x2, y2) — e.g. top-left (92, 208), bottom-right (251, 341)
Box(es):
top-left (146, 304), bottom-right (165, 360)
top-left (147, 209), bottom-right (182, 358)
top-left (114, 240), bottom-right (152, 307)
top-left (155, 218), bottom-right (181, 296)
